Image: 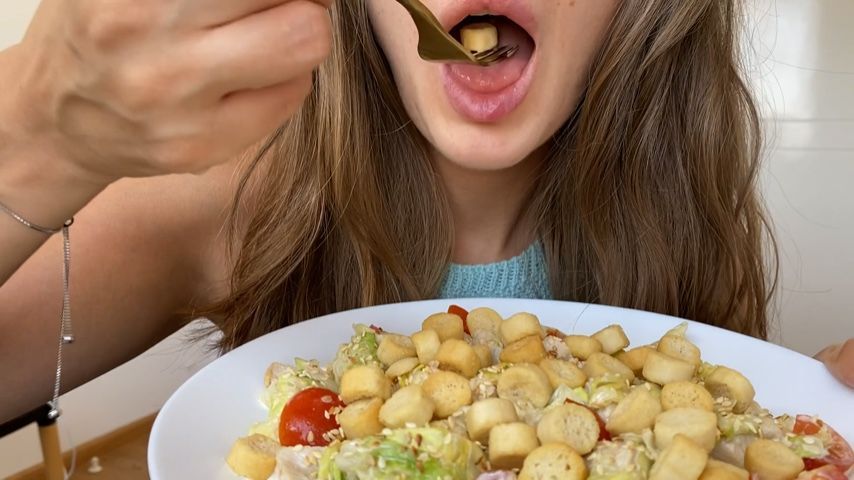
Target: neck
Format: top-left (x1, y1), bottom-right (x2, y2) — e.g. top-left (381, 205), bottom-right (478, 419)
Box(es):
top-left (433, 149), bottom-right (545, 265)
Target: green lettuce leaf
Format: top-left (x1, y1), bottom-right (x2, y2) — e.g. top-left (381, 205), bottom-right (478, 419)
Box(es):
top-left (547, 384), bottom-right (590, 408)
top-left (330, 324), bottom-right (382, 384)
top-left (587, 374), bottom-right (631, 409)
top-left (317, 427), bottom-right (481, 480)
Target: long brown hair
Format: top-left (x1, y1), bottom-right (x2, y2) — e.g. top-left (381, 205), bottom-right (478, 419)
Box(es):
top-left (205, 0), bottom-right (777, 350)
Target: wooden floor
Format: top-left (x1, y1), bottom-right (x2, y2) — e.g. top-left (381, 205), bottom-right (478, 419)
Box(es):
top-left (9, 415), bottom-right (153, 480)
top-left (69, 430), bottom-right (150, 480)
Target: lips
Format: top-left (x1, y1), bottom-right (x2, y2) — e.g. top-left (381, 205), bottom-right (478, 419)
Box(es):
top-left (436, 0), bottom-right (538, 123)
top-left (438, 0), bottom-right (538, 39)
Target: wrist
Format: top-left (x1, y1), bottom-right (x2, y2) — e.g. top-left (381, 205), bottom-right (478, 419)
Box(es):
top-left (0, 47), bottom-right (110, 226)
top-left (0, 144), bottom-right (107, 229)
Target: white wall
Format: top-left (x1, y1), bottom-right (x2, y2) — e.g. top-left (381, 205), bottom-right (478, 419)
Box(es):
top-left (1, 0), bottom-right (853, 477)
top-left (0, 1), bottom-right (37, 47)
top-left (749, 0), bottom-right (854, 353)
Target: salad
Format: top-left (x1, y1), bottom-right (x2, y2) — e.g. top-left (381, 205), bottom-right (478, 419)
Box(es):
top-left (226, 306), bottom-right (854, 480)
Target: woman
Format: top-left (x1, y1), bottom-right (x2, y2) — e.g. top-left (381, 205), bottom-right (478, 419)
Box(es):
top-left (0, 0), bottom-right (850, 425)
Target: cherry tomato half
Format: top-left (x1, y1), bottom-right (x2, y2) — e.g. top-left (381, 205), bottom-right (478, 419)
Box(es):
top-left (278, 387), bottom-right (345, 447)
top-left (796, 465), bottom-right (848, 480)
top-left (448, 304), bottom-right (470, 335)
top-left (794, 415), bottom-right (854, 473)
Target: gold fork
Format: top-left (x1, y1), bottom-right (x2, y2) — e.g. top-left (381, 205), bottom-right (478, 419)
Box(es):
top-left (393, 0), bottom-right (518, 66)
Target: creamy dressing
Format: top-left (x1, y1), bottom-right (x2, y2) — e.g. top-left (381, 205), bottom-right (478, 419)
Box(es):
top-left (542, 335), bottom-right (572, 360)
top-left (476, 471), bottom-right (518, 480)
top-left (267, 446), bottom-right (323, 480)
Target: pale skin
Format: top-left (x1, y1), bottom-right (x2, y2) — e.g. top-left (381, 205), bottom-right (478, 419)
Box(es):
top-left (0, 0), bottom-right (850, 424)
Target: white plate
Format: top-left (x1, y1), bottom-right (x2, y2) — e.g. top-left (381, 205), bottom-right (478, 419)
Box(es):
top-left (148, 299), bottom-right (854, 479)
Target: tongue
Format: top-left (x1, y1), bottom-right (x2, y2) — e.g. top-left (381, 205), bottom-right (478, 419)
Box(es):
top-left (448, 18), bottom-right (535, 93)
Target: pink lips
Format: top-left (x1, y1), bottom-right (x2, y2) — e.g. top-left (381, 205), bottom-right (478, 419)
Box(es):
top-left (438, 0), bottom-right (538, 123)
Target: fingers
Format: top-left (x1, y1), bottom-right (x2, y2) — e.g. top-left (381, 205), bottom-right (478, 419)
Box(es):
top-left (211, 75), bottom-right (314, 160)
top-left (35, 0), bottom-right (333, 177)
top-left (196, 0), bottom-right (333, 93)
top-left (142, 76), bottom-right (312, 174)
top-left (182, 0), bottom-right (334, 29)
top-left (816, 339), bottom-right (854, 388)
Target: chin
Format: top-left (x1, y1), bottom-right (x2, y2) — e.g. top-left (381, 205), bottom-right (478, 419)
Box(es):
top-left (426, 122), bottom-right (548, 172)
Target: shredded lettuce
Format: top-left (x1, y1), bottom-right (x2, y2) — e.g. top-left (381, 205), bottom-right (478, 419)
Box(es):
top-left (587, 374), bottom-right (631, 409)
top-left (784, 433), bottom-right (828, 459)
top-left (586, 433), bottom-right (654, 480)
top-left (317, 428), bottom-right (481, 480)
top-left (399, 362), bottom-right (438, 387)
top-left (317, 443), bottom-right (344, 480)
top-left (470, 363), bottom-right (513, 400)
top-left (718, 413), bottom-right (763, 439)
top-left (329, 324), bottom-right (381, 384)
top-left (718, 405), bottom-right (778, 440)
top-left (547, 384), bottom-right (590, 408)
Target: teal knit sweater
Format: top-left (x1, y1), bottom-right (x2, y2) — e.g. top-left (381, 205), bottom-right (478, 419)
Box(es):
top-left (438, 242), bottom-right (552, 299)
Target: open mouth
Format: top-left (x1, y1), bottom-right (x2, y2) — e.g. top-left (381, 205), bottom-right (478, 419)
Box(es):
top-left (440, 10), bottom-right (538, 123)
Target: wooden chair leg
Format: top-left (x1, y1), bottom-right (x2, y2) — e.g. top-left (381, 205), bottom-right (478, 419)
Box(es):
top-left (38, 423), bottom-right (65, 480)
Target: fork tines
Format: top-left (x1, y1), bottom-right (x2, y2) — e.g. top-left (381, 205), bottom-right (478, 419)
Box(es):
top-left (474, 45), bottom-right (520, 65)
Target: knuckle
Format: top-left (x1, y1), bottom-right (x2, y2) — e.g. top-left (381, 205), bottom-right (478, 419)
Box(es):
top-left (111, 62), bottom-right (181, 113)
top-left (115, 75), bottom-right (164, 113)
top-left (295, 4), bottom-right (333, 63)
top-left (73, 2), bottom-right (156, 50)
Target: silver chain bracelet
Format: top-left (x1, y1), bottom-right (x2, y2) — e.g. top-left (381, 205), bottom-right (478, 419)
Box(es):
top-left (1, 200), bottom-right (74, 420)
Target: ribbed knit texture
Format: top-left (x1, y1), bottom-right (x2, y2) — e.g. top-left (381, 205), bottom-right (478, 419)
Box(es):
top-left (438, 242), bottom-right (553, 299)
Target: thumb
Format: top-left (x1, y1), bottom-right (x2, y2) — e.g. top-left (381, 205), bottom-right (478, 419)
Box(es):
top-left (815, 339), bottom-right (854, 389)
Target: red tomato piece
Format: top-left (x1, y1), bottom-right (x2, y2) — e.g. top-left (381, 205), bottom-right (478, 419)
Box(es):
top-left (796, 465), bottom-right (848, 480)
top-left (448, 304), bottom-right (470, 335)
top-left (278, 387), bottom-right (345, 447)
top-left (566, 399), bottom-right (612, 441)
top-left (795, 415), bottom-right (823, 435)
top-left (545, 327), bottom-right (565, 339)
top-left (794, 415), bottom-right (854, 473)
